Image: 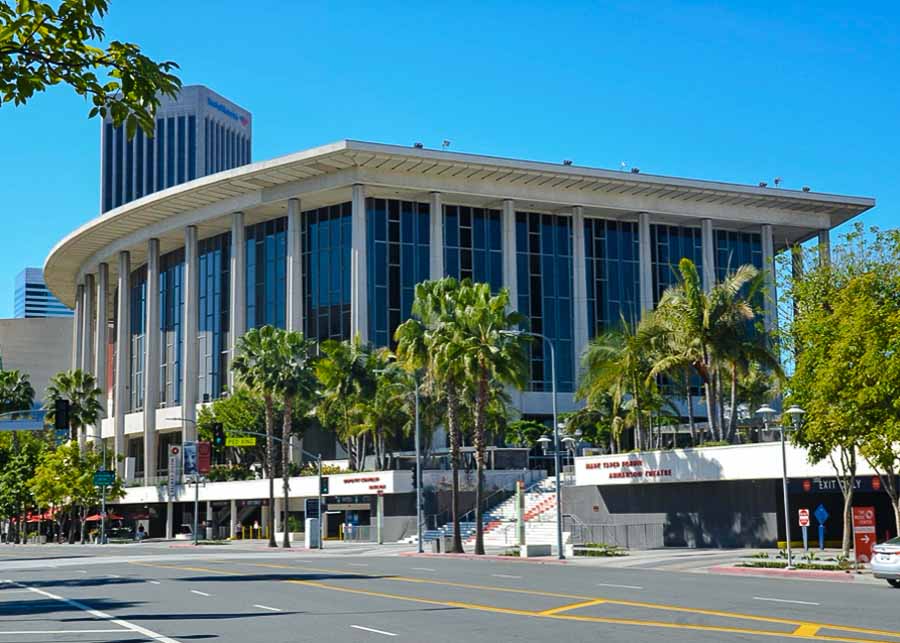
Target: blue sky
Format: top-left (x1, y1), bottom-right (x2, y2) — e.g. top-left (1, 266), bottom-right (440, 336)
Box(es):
top-left (1, 1), bottom-right (897, 317)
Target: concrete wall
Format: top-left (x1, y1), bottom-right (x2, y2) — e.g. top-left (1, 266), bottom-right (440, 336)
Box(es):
top-left (0, 317), bottom-right (73, 402)
top-left (564, 479), bottom-right (780, 548)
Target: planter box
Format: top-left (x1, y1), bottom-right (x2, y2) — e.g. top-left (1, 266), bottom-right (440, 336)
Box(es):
top-left (520, 543), bottom-right (552, 558)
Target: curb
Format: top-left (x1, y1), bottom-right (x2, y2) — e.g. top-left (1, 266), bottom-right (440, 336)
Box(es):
top-left (401, 552), bottom-right (568, 564)
top-left (708, 565), bottom-right (856, 582)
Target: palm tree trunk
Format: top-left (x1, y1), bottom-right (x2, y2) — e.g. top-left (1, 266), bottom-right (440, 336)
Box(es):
top-left (264, 394), bottom-right (276, 548)
top-left (715, 372), bottom-right (726, 441)
top-left (446, 381), bottom-right (464, 553)
top-left (685, 374), bottom-right (696, 447)
top-left (282, 395), bottom-right (292, 548)
top-left (727, 364), bottom-right (738, 443)
top-left (473, 374), bottom-right (488, 555)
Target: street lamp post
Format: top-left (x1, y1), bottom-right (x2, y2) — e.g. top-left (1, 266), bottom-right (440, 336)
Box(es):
top-left (758, 403), bottom-right (795, 570)
top-left (501, 329), bottom-right (564, 560)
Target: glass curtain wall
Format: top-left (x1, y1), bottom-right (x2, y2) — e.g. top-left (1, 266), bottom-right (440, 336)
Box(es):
top-left (443, 205), bottom-right (503, 291)
top-left (650, 224), bottom-right (703, 305)
top-left (198, 233), bottom-right (230, 402)
top-left (367, 198), bottom-right (430, 348)
top-left (246, 218), bottom-right (287, 329)
top-left (515, 212), bottom-right (574, 392)
top-left (584, 218), bottom-right (640, 337)
top-left (303, 203), bottom-right (352, 342)
top-left (715, 229), bottom-right (762, 279)
top-left (159, 249), bottom-right (184, 407)
top-left (129, 266), bottom-right (147, 411)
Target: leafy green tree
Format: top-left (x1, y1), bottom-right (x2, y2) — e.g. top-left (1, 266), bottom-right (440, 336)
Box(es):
top-left (314, 337), bottom-right (377, 472)
top-left (197, 386), bottom-right (269, 469)
top-left (30, 440), bottom-right (123, 543)
top-left (0, 431), bottom-right (44, 543)
top-left (45, 368), bottom-right (101, 452)
top-left (360, 351), bottom-right (410, 472)
top-left (505, 419), bottom-right (546, 448)
top-left (0, 0), bottom-right (180, 137)
top-left (396, 278), bottom-right (467, 553)
top-left (232, 325), bottom-right (283, 548)
top-left (0, 369), bottom-right (35, 418)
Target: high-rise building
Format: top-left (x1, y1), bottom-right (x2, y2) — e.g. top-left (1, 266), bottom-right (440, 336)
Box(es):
top-left (14, 267), bottom-right (72, 318)
top-left (100, 85), bottom-right (252, 213)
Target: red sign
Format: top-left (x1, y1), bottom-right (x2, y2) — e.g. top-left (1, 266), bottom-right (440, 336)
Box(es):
top-left (798, 509), bottom-right (810, 527)
top-left (802, 479), bottom-right (812, 492)
top-left (852, 506), bottom-right (876, 563)
top-left (872, 477), bottom-right (882, 492)
top-left (197, 441), bottom-right (211, 475)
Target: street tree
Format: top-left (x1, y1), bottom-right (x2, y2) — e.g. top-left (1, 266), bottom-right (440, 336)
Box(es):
top-left (0, 0), bottom-right (180, 137)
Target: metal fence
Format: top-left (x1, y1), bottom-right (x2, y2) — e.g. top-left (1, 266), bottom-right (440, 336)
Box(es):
top-left (342, 525), bottom-right (373, 542)
top-left (566, 521), bottom-right (665, 549)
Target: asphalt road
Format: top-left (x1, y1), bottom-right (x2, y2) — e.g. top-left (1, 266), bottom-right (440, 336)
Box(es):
top-left (0, 543), bottom-right (898, 643)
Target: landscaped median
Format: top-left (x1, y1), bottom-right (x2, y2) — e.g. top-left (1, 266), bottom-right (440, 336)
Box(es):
top-left (709, 551), bottom-right (865, 582)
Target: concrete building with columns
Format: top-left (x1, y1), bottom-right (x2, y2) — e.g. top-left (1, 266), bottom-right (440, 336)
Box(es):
top-left (44, 140), bottom-right (873, 493)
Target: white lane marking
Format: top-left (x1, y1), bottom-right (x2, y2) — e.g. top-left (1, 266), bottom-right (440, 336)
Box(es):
top-left (491, 573), bottom-right (522, 579)
top-left (149, 580), bottom-right (161, 585)
top-left (596, 583), bottom-right (644, 590)
top-left (4, 580), bottom-right (180, 643)
top-left (351, 625), bottom-right (397, 637)
top-left (253, 604), bottom-right (282, 612)
top-left (411, 567), bottom-right (436, 572)
top-left (106, 574), bottom-right (121, 578)
top-left (75, 570), bottom-right (88, 574)
top-left (347, 563), bottom-right (369, 567)
top-left (753, 596), bottom-right (820, 606)
top-left (190, 590), bottom-right (211, 597)
top-left (0, 630), bottom-right (125, 635)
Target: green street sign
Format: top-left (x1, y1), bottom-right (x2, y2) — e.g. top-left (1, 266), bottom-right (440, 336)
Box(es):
top-left (225, 436), bottom-right (256, 447)
top-left (93, 470), bottom-right (115, 486)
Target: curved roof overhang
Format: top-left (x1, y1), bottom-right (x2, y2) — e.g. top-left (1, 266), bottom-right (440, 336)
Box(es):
top-left (45, 139), bottom-right (875, 308)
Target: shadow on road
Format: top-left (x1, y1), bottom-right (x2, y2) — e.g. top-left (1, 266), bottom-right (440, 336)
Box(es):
top-left (2, 577), bottom-right (144, 589)
top-left (171, 572), bottom-right (384, 583)
top-left (0, 597), bottom-right (144, 617)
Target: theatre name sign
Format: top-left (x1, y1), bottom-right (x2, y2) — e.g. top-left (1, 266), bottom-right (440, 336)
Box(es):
top-left (584, 458), bottom-right (673, 480)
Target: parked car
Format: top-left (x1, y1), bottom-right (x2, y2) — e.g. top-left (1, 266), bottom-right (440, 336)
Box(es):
top-left (871, 536), bottom-right (900, 587)
top-left (174, 524), bottom-right (193, 540)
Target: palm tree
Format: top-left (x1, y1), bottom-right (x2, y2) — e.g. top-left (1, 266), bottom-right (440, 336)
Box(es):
top-left (446, 281), bottom-right (527, 555)
top-left (271, 329), bottom-right (317, 548)
top-left (232, 325), bottom-right (282, 548)
top-left (314, 337), bottom-right (377, 472)
top-left (395, 278), bottom-right (467, 553)
top-left (45, 369), bottom-right (102, 453)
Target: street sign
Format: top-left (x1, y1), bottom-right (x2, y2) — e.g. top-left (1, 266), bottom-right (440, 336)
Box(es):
top-left (167, 445), bottom-right (181, 499)
top-left (198, 441), bottom-right (211, 474)
top-left (852, 506), bottom-right (876, 564)
top-left (226, 436), bottom-right (256, 447)
top-left (814, 504), bottom-right (829, 525)
top-left (92, 470), bottom-right (115, 486)
top-left (183, 441), bottom-right (198, 476)
top-left (798, 509), bottom-right (810, 527)
top-left (305, 498), bottom-right (320, 520)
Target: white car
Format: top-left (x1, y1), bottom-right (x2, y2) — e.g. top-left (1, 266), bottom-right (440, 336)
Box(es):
top-left (174, 524), bottom-right (193, 540)
top-left (871, 536), bottom-right (900, 588)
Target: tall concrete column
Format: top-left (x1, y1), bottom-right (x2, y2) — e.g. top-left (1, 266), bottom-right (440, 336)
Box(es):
top-left (82, 274), bottom-right (95, 376)
top-left (229, 211), bottom-right (246, 387)
top-left (182, 226), bottom-right (199, 441)
top-left (501, 200), bottom-right (517, 304)
top-left (571, 207), bottom-right (589, 369)
top-left (143, 238), bottom-right (161, 481)
top-left (71, 284), bottom-right (84, 371)
top-left (701, 219), bottom-right (716, 291)
top-left (638, 212), bottom-right (654, 315)
top-left (286, 198), bottom-right (304, 333)
top-left (818, 229), bottom-right (831, 266)
top-left (230, 498), bottom-right (238, 539)
top-left (114, 252), bottom-right (131, 476)
top-left (429, 192), bottom-right (444, 279)
top-left (350, 184), bottom-right (368, 343)
top-left (760, 224), bottom-right (777, 334)
top-left (94, 264), bottom-right (109, 429)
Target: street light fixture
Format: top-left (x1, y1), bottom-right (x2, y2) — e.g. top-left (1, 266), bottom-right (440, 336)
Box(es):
top-left (757, 403), bottom-right (796, 570)
top-left (500, 328), bottom-right (564, 560)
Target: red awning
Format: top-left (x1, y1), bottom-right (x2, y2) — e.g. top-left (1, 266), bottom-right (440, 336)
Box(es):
top-left (84, 512), bottom-right (125, 522)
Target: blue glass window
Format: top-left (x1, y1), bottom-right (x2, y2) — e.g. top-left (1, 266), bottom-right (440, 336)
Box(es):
top-left (129, 267), bottom-right (147, 411)
top-left (166, 117), bottom-right (175, 187)
top-left (145, 128), bottom-right (154, 197)
top-left (198, 233), bottom-right (231, 401)
top-left (155, 118), bottom-right (164, 192)
top-left (135, 130), bottom-right (144, 199)
top-left (204, 118), bottom-right (210, 174)
top-left (516, 212), bottom-right (574, 392)
top-left (246, 217), bottom-right (287, 329)
top-left (188, 116), bottom-right (196, 180)
top-left (159, 249), bottom-right (184, 406)
top-left (303, 203), bottom-right (352, 342)
top-left (114, 125), bottom-right (123, 208)
top-left (443, 205), bottom-right (502, 291)
top-left (650, 224), bottom-right (703, 305)
top-left (177, 116), bottom-right (186, 184)
top-left (103, 123), bottom-right (113, 211)
top-left (125, 131), bottom-right (134, 203)
top-left (367, 198), bottom-right (430, 347)
top-left (715, 229), bottom-right (762, 279)
top-left (585, 218), bottom-right (640, 336)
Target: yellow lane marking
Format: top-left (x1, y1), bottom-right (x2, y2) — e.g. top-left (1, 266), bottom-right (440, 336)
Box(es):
top-left (129, 562), bottom-right (238, 576)
top-left (539, 598), bottom-right (607, 616)
top-left (796, 625), bottom-right (821, 636)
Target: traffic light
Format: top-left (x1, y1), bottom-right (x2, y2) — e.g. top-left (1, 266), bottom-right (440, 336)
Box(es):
top-left (212, 423), bottom-right (225, 448)
top-left (54, 399), bottom-right (71, 438)
top-left (319, 476), bottom-right (329, 495)
top-left (410, 468), bottom-right (418, 489)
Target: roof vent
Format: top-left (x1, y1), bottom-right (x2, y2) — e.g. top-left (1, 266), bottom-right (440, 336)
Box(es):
top-left (758, 181), bottom-right (768, 188)
top-left (441, 140), bottom-right (451, 150)
top-left (631, 167), bottom-right (640, 174)
top-left (563, 159), bottom-right (573, 166)
top-left (774, 176), bottom-right (783, 187)
top-left (802, 186), bottom-right (811, 192)
top-left (413, 142), bottom-right (424, 149)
